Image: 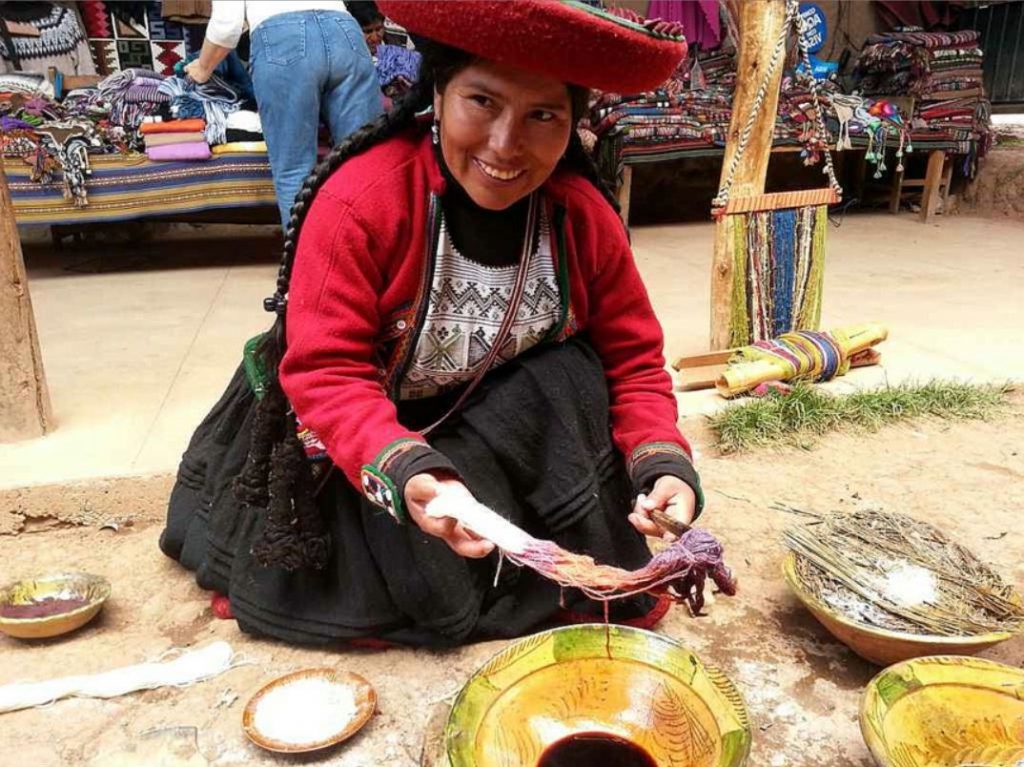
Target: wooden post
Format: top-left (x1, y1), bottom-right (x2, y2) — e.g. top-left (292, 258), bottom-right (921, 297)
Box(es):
top-left (709, 0), bottom-right (788, 350)
top-left (0, 163), bottom-right (53, 441)
top-left (919, 149), bottom-right (946, 223)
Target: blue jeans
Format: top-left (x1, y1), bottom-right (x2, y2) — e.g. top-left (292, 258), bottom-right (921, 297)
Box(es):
top-left (250, 10), bottom-right (383, 229)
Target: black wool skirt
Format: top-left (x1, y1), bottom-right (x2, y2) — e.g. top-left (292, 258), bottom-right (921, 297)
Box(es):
top-left (160, 338), bottom-right (659, 647)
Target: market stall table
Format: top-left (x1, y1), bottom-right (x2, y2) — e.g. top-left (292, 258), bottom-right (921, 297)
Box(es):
top-left (4, 150), bottom-right (276, 227)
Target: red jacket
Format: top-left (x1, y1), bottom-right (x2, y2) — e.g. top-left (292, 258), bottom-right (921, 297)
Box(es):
top-left (281, 128), bottom-right (696, 519)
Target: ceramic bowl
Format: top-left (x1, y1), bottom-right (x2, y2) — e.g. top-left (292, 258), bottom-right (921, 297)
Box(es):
top-left (446, 624), bottom-right (752, 767)
top-left (782, 553), bottom-right (1017, 666)
top-left (0, 572), bottom-right (110, 640)
top-left (243, 668), bottom-right (376, 754)
top-left (860, 655), bottom-right (1024, 767)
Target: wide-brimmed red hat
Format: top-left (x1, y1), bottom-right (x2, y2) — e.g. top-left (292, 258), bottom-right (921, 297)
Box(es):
top-left (377, 0), bottom-right (688, 94)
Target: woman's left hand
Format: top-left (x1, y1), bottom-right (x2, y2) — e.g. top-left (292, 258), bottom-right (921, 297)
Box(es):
top-left (184, 59), bottom-right (213, 84)
top-left (628, 475), bottom-right (697, 541)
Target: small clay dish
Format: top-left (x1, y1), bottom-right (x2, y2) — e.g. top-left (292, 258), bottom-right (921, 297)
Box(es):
top-left (243, 668), bottom-right (376, 754)
top-left (0, 572), bottom-right (111, 640)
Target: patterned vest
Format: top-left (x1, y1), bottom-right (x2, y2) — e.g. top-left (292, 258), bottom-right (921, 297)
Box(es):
top-left (399, 203), bottom-right (561, 400)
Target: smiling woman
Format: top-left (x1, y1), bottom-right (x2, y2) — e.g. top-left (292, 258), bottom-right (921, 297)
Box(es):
top-left (435, 61), bottom-right (575, 210)
top-left (160, 0), bottom-right (704, 648)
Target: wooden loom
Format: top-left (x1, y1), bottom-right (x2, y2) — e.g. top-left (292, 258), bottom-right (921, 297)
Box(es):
top-left (707, 0), bottom-right (843, 352)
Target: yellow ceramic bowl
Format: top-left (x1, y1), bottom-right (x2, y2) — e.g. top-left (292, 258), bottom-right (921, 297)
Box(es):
top-left (782, 553), bottom-right (1017, 666)
top-left (0, 573), bottom-right (111, 640)
top-left (860, 655), bottom-right (1024, 767)
top-left (446, 624), bottom-right (752, 767)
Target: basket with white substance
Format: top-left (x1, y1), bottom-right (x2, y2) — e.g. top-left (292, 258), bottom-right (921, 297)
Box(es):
top-left (781, 509), bottom-right (1024, 665)
top-left (243, 669), bottom-right (376, 753)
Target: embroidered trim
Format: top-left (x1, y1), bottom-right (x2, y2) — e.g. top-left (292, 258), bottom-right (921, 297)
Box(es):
top-left (628, 442), bottom-right (693, 474)
top-left (360, 465), bottom-right (406, 522)
top-left (296, 416), bottom-right (329, 462)
top-left (387, 194), bottom-right (442, 394)
top-left (373, 437), bottom-right (426, 473)
top-left (242, 333), bottom-right (269, 399)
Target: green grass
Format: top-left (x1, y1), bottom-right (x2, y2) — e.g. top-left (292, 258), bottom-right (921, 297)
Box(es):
top-left (708, 380), bottom-right (1013, 454)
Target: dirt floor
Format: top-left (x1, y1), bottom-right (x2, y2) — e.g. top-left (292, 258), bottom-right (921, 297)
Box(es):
top-left (2, 398), bottom-right (1022, 767)
top-left (952, 145), bottom-right (1024, 219)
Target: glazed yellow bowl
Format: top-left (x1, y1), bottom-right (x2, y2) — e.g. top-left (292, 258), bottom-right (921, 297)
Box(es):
top-left (446, 624), bottom-right (752, 767)
top-left (0, 573), bottom-right (111, 640)
top-left (782, 553), bottom-right (1018, 666)
top-left (860, 655), bottom-right (1024, 767)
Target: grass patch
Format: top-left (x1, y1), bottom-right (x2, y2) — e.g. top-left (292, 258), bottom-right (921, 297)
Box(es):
top-left (708, 380), bottom-right (1013, 454)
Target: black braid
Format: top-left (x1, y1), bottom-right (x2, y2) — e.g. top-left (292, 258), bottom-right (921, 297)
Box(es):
top-left (238, 76), bottom-right (434, 570)
top-left (238, 43), bottom-right (623, 570)
top-left (564, 128), bottom-right (621, 214)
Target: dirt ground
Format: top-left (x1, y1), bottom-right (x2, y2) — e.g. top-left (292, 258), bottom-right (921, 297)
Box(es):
top-left (952, 145), bottom-right (1024, 219)
top-left (2, 398), bottom-right (1023, 767)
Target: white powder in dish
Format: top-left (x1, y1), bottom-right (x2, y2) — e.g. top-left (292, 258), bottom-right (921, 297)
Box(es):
top-left (253, 677), bottom-right (358, 745)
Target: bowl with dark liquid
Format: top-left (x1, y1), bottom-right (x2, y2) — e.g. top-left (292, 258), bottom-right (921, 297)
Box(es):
top-left (446, 624), bottom-right (751, 767)
top-left (0, 572), bottom-right (111, 639)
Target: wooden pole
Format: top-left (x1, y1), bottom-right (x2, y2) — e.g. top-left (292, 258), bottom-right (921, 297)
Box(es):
top-left (710, 0), bottom-right (788, 350)
top-left (0, 163), bottom-right (53, 441)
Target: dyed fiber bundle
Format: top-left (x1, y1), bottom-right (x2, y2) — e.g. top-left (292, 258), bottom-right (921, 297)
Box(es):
top-left (716, 322), bottom-right (888, 398)
top-left (785, 509), bottom-right (1024, 637)
top-left (727, 203), bottom-right (827, 346)
top-left (427, 490), bottom-right (737, 615)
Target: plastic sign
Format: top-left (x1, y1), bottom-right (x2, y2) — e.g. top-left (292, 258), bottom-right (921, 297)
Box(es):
top-left (799, 3), bottom-right (827, 54)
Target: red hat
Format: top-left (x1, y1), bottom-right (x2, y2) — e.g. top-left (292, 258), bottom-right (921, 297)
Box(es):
top-left (377, 0), bottom-right (688, 94)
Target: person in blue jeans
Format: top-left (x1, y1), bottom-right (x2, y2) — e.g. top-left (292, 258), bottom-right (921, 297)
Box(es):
top-left (186, 2), bottom-right (383, 228)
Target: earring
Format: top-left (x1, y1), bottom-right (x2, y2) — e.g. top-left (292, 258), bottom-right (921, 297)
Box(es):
top-left (431, 119), bottom-right (440, 146)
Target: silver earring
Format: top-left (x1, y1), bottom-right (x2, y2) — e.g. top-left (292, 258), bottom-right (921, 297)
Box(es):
top-left (431, 119), bottom-right (440, 146)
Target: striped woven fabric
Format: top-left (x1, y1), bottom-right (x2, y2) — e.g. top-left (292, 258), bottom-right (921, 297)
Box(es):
top-left (4, 152), bottom-right (276, 225)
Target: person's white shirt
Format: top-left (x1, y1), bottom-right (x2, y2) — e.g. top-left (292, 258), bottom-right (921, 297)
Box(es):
top-left (205, 1), bottom-right (350, 49)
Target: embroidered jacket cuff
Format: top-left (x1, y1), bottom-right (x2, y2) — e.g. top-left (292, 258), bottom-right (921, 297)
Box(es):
top-left (628, 442), bottom-right (705, 520)
top-left (359, 438), bottom-right (460, 523)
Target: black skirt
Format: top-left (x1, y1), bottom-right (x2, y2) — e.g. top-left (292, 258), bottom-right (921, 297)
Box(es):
top-left (160, 338), bottom-right (659, 647)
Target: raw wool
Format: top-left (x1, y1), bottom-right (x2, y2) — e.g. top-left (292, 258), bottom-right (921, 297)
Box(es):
top-left (426, 488), bottom-right (737, 614)
top-left (253, 678), bottom-right (358, 746)
top-left (877, 560), bottom-right (938, 607)
top-left (818, 584), bottom-right (894, 627)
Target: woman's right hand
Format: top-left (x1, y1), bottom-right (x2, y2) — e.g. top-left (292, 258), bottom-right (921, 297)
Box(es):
top-left (405, 474), bottom-right (495, 559)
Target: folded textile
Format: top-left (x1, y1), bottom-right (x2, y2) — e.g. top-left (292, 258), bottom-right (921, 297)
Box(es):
top-left (157, 74), bottom-right (241, 145)
top-left (225, 109), bottom-right (262, 133)
top-left (144, 131), bottom-right (206, 147)
top-left (141, 118), bottom-right (207, 134)
top-left (376, 43), bottom-right (422, 88)
top-left (124, 82), bottom-right (172, 104)
top-left (211, 141), bottom-right (267, 154)
top-left (0, 73), bottom-right (55, 98)
top-left (225, 128), bottom-right (263, 143)
top-left (147, 142), bottom-right (212, 161)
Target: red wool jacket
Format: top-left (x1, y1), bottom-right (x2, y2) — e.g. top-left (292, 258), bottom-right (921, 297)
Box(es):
top-left (280, 128), bottom-right (695, 515)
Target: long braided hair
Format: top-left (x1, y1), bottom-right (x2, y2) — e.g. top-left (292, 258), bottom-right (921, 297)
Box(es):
top-left (238, 42), bottom-right (619, 571)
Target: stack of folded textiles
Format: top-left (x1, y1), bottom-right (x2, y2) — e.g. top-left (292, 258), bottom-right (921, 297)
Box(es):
top-left (854, 28), bottom-right (990, 154)
top-left (211, 109), bottom-right (266, 155)
top-left (141, 118), bottom-right (211, 161)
